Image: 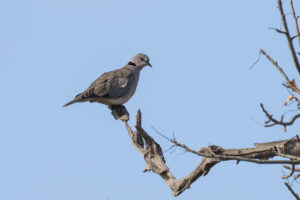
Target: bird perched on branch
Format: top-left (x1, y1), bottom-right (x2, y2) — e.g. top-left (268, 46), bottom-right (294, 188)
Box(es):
top-left (63, 53), bottom-right (152, 108)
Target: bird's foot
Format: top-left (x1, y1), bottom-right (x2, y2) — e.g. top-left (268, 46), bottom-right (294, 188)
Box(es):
top-left (108, 105), bottom-right (129, 121)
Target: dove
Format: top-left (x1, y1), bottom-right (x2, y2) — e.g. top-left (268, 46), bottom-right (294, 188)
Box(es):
top-left (63, 53), bottom-right (152, 108)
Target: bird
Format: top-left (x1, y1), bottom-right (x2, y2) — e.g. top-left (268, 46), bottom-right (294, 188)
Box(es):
top-left (63, 53), bottom-right (152, 108)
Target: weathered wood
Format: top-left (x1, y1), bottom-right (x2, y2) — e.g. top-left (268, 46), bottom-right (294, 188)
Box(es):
top-left (113, 108), bottom-right (300, 196)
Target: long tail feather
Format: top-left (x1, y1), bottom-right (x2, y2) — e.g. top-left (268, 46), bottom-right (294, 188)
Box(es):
top-left (63, 99), bottom-right (78, 107)
top-left (63, 93), bottom-right (83, 107)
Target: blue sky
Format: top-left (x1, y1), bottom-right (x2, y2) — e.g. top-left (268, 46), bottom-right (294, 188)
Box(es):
top-left (1, 0), bottom-right (300, 199)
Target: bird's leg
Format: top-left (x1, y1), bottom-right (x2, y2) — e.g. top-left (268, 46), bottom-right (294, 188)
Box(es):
top-left (108, 105), bottom-right (129, 121)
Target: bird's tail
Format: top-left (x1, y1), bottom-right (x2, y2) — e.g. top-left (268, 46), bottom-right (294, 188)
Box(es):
top-left (63, 93), bottom-right (82, 107)
top-left (63, 99), bottom-right (77, 107)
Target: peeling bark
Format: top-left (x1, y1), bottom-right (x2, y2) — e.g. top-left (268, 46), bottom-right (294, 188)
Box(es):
top-left (110, 106), bottom-right (300, 196)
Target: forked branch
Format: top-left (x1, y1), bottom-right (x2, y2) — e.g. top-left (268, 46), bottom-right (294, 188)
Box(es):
top-left (290, 0), bottom-right (300, 47)
top-left (260, 103), bottom-right (300, 131)
top-left (260, 49), bottom-right (300, 94)
top-left (106, 2), bottom-right (300, 197)
top-left (110, 106), bottom-right (300, 196)
top-left (277, 0), bottom-right (300, 74)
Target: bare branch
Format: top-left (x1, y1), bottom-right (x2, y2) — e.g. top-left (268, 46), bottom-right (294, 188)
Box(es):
top-left (260, 48), bottom-right (300, 94)
top-left (103, 1), bottom-right (300, 198)
top-left (259, 49), bottom-right (300, 94)
top-left (294, 174), bottom-right (300, 180)
top-left (278, 153), bottom-right (300, 161)
top-left (291, 0), bottom-right (300, 47)
top-left (283, 165), bottom-right (300, 172)
top-left (171, 137), bottom-right (300, 164)
top-left (284, 182), bottom-right (300, 200)
top-left (260, 49), bottom-right (290, 82)
top-left (282, 164), bottom-right (295, 179)
top-left (268, 27), bottom-right (287, 34)
top-left (291, 34), bottom-right (300, 41)
top-left (278, 0), bottom-right (300, 74)
top-left (249, 50), bottom-right (262, 70)
top-left (260, 103), bottom-right (300, 131)
top-left (111, 106), bottom-right (300, 196)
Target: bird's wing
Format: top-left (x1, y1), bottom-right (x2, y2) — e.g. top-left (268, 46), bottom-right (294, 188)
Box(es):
top-left (79, 67), bottom-right (134, 101)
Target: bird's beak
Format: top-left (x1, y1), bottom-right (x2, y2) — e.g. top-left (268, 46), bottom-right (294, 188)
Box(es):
top-left (147, 62), bottom-right (152, 67)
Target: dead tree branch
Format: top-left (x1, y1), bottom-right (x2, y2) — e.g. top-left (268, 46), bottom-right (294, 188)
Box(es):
top-left (268, 27), bottom-right (287, 34)
top-left (171, 136), bottom-right (300, 164)
top-left (260, 103), bottom-right (300, 131)
top-left (110, 106), bottom-right (300, 196)
top-left (282, 164), bottom-right (295, 179)
top-left (260, 49), bottom-right (290, 82)
top-left (291, 0), bottom-right (300, 47)
top-left (106, 2), bottom-right (300, 197)
top-left (285, 182), bottom-right (300, 200)
top-left (278, 0), bottom-right (300, 74)
top-left (260, 49), bottom-right (300, 94)
top-left (283, 164), bottom-right (300, 172)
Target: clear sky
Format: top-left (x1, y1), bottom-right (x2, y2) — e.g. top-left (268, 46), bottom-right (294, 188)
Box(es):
top-left (1, 0), bottom-right (300, 199)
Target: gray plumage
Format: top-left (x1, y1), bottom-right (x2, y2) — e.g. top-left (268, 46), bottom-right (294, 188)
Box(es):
top-left (63, 53), bottom-right (152, 107)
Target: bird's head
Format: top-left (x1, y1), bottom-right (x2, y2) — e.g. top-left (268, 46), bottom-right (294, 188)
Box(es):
top-left (129, 53), bottom-right (152, 69)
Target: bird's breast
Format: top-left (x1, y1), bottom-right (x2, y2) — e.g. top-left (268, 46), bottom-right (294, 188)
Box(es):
top-left (121, 71), bottom-right (140, 103)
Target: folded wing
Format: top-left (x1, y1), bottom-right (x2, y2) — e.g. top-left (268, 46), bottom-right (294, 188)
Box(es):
top-left (63, 68), bottom-right (134, 107)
